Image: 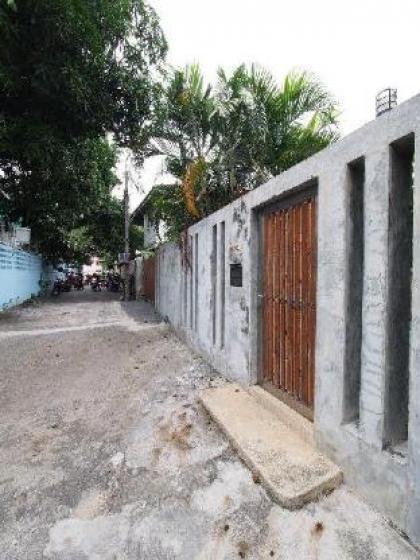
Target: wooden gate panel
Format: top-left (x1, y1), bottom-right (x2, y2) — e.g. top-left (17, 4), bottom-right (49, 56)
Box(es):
top-left (301, 200), bottom-right (309, 405)
top-left (262, 193), bottom-right (317, 412)
top-left (308, 197), bottom-right (317, 407)
top-left (143, 256), bottom-right (156, 303)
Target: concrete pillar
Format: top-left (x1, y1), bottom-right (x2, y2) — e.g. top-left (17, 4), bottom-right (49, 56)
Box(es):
top-left (155, 251), bottom-right (160, 310)
top-left (314, 168), bottom-right (347, 429)
top-left (359, 149), bottom-right (390, 448)
top-left (182, 255), bottom-right (188, 327)
top-left (218, 220), bottom-right (227, 351)
top-left (407, 133), bottom-right (420, 546)
top-left (249, 208), bottom-right (261, 385)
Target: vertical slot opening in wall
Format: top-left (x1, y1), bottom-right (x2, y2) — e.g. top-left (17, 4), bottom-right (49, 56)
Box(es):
top-left (343, 157), bottom-right (365, 424)
top-left (183, 251), bottom-right (188, 326)
top-left (194, 233), bottom-right (199, 332)
top-left (212, 224), bottom-right (218, 345)
top-left (189, 234), bottom-right (193, 329)
top-left (384, 133), bottom-right (414, 448)
top-left (220, 221), bottom-right (226, 348)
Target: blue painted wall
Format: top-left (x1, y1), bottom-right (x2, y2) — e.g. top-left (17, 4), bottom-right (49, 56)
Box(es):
top-left (0, 244), bottom-right (42, 310)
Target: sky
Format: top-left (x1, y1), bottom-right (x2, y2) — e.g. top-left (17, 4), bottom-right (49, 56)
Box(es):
top-left (123, 0), bottom-right (420, 208)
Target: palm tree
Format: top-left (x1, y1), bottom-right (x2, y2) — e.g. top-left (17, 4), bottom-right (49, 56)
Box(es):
top-left (147, 64), bottom-right (223, 219)
top-left (145, 63), bottom-right (339, 235)
top-left (149, 64), bottom-right (217, 179)
top-left (213, 64), bottom-right (339, 194)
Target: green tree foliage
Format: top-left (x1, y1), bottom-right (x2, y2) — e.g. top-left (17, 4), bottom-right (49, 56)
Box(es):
top-left (2, 137), bottom-right (119, 261)
top-left (149, 64), bottom-right (218, 177)
top-left (147, 64), bottom-right (339, 239)
top-left (66, 199), bottom-right (144, 268)
top-left (0, 0), bottom-right (166, 260)
top-left (214, 65), bottom-right (338, 185)
top-left (146, 184), bottom-right (189, 242)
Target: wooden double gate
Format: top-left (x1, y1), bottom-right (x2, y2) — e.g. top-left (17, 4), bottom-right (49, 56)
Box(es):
top-left (261, 190), bottom-right (317, 416)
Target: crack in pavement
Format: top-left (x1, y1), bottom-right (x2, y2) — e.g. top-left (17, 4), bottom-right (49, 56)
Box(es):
top-left (0, 321), bottom-right (164, 339)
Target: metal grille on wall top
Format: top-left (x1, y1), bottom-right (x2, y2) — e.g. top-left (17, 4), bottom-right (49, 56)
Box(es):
top-left (0, 245), bottom-right (14, 270)
top-left (0, 244), bottom-right (39, 271)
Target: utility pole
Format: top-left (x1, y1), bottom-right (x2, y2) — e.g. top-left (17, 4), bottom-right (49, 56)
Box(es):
top-left (122, 163), bottom-right (130, 301)
top-left (124, 168), bottom-right (130, 256)
top-left (120, 151), bottom-right (143, 302)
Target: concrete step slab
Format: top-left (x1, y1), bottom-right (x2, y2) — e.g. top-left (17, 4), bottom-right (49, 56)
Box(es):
top-left (248, 385), bottom-right (314, 445)
top-left (200, 383), bottom-right (342, 509)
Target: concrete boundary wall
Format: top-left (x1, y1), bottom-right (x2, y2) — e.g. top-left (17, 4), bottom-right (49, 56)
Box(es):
top-left (155, 94), bottom-right (420, 547)
top-left (155, 243), bottom-right (182, 328)
top-left (0, 244), bottom-right (42, 310)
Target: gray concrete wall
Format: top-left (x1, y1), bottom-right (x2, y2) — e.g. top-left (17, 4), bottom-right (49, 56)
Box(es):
top-left (134, 256), bottom-right (144, 299)
top-left (155, 93), bottom-right (420, 547)
top-left (155, 242), bottom-right (183, 328)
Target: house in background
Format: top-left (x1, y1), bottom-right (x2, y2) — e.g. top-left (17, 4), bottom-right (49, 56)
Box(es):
top-left (131, 186), bottom-right (169, 249)
top-left (0, 222), bottom-right (31, 249)
top-left (82, 256), bottom-right (103, 276)
top-left (130, 185), bottom-right (173, 302)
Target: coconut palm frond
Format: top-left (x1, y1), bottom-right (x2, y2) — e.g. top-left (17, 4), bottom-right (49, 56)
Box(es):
top-left (145, 62), bottom-right (339, 233)
top-left (277, 70), bottom-right (338, 126)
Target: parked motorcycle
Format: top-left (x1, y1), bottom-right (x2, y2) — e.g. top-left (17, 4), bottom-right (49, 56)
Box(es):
top-left (51, 279), bottom-right (62, 296)
top-left (106, 276), bottom-right (120, 293)
top-left (91, 276), bottom-right (101, 292)
top-left (75, 275), bottom-right (84, 291)
top-left (62, 277), bottom-right (72, 292)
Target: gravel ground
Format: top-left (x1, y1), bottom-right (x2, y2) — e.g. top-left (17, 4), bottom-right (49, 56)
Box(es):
top-left (0, 291), bottom-right (418, 559)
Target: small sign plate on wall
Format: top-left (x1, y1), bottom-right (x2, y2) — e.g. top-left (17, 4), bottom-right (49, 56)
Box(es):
top-left (230, 263), bottom-right (243, 287)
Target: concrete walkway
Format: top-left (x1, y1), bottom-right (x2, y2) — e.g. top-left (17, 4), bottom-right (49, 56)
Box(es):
top-left (0, 291), bottom-right (417, 559)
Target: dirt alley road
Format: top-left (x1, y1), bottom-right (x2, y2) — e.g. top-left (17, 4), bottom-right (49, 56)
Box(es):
top-left (0, 290), bottom-right (418, 559)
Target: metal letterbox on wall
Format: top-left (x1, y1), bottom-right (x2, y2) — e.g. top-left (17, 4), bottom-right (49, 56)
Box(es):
top-left (230, 263), bottom-right (243, 287)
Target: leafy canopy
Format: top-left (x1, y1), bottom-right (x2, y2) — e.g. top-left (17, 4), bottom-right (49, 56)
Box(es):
top-left (0, 0), bottom-right (167, 261)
